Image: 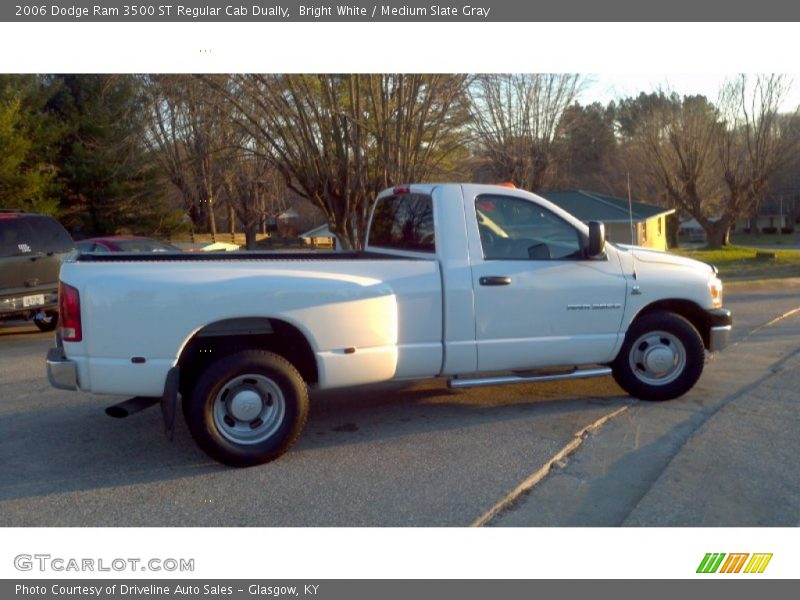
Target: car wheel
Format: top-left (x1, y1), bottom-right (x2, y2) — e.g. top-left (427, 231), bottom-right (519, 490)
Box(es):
top-left (612, 311), bottom-right (705, 401)
top-left (34, 311), bottom-right (58, 332)
top-left (185, 350), bottom-right (309, 467)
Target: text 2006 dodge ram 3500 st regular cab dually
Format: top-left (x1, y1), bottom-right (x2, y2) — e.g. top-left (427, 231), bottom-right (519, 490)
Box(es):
top-left (47, 184), bottom-right (732, 467)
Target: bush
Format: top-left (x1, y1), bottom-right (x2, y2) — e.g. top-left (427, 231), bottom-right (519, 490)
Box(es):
top-left (762, 227), bottom-right (778, 234)
top-left (781, 227), bottom-right (795, 234)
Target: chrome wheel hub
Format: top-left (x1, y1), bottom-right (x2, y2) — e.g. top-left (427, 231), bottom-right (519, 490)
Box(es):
top-left (643, 346), bottom-right (675, 375)
top-left (213, 374), bottom-right (286, 445)
top-left (229, 389), bottom-right (263, 421)
top-left (629, 330), bottom-right (687, 386)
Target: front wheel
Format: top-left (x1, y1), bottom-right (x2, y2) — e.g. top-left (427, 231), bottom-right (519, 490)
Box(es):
top-left (185, 350), bottom-right (309, 467)
top-left (612, 311), bottom-right (705, 401)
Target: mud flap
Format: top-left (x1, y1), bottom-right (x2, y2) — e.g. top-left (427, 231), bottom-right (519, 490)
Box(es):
top-left (160, 367), bottom-right (180, 441)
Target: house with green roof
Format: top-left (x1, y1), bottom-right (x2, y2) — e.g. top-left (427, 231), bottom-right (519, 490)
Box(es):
top-left (539, 190), bottom-right (675, 251)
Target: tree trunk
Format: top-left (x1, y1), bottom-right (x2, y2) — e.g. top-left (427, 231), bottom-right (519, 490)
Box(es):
top-left (704, 220), bottom-right (731, 248)
top-left (747, 205), bottom-right (759, 234)
top-left (259, 195), bottom-right (267, 235)
top-left (228, 203), bottom-right (236, 242)
top-left (331, 222), bottom-right (355, 251)
top-left (245, 221), bottom-right (258, 250)
top-left (187, 204), bottom-right (202, 230)
top-left (666, 214), bottom-right (679, 249)
top-left (207, 195), bottom-right (217, 240)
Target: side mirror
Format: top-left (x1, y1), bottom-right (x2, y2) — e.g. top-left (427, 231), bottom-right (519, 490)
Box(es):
top-left (587, 221), bottom-right (606, 258)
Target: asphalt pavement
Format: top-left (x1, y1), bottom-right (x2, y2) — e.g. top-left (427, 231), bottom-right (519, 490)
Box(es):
top-left (0, 279), bottom-right (798, 527)
top-left (488, 280), bottom-right (800, 527)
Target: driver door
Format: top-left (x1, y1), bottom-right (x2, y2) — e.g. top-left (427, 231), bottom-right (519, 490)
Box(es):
top-left (470, 193), bottom-right (627, 372)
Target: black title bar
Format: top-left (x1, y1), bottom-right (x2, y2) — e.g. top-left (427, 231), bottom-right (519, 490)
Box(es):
top-left (4, 0), bottom-right (800, 22)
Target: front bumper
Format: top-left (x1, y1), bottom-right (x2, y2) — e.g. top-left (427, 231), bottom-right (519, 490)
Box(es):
top-left (707, 308), bottom-right (733, 352)
top-left (46, 344), bottom-right (78, 391)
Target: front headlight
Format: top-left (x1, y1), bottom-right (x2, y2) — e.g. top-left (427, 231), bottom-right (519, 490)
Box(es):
top-left (708, 277), bottom-right (723, 309)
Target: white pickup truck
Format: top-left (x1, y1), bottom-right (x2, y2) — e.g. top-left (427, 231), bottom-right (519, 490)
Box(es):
top-left (47, 184), bottom-right (731, 467)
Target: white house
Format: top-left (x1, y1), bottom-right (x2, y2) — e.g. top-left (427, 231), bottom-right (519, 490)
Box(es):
top-left (300, 223), bottom-right (338, 250)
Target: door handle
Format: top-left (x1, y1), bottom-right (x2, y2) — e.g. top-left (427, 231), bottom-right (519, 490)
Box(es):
top-left (479, 276), bottom-right (511, 286)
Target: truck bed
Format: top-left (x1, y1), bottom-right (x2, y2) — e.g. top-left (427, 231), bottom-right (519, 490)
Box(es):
top-left (59, 250), bottom-right (444, 395)
top-left (75, 250), bottom-right (401, 263)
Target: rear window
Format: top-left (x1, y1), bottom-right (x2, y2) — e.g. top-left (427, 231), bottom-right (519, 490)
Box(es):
top-left (0, 215), bottom-right (74, 257)
top-left (368, 194), bottom-right (435, 253)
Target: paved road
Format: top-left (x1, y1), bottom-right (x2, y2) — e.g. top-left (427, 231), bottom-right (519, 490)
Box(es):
top-left (490, 283), bottom-right (800, 526)
top-left (1, 280), bottom-right (798, 527)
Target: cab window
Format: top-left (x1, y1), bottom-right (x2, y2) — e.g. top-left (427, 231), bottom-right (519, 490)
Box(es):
top-left (369, 194), bottom-right (435, 253)
top-left (475, 195), bottom-right (582, 260)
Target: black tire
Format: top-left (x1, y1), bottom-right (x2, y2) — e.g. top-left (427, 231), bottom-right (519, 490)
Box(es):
top-left (611, 311), bottom-right (705, 401)
top-left (34, 311), bottom-right (58, 332)
top-left (185, 350), bottom-right (309, 467)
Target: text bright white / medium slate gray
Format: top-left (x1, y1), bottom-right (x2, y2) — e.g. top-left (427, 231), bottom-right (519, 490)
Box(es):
top-left (5, 0), bottom-right (799, 22)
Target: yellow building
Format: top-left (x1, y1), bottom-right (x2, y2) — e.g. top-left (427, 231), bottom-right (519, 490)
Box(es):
top-left (540, 190), bottom-right (675, 250)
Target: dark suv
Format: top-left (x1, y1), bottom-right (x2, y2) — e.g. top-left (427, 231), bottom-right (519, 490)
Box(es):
top-left (0, 211), bottom-right (75, 331)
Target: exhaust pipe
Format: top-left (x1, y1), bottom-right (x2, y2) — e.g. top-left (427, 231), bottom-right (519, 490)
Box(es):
top-left (105, 396), bottom-right (159, 418)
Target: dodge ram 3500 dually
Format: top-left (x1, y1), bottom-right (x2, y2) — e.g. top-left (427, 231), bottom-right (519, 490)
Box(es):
top-left (47, 184), bottom-right (732, 467)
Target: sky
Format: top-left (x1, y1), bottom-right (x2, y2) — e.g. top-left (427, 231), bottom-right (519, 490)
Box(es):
top-left (582, 73), bottom-right (800, 112)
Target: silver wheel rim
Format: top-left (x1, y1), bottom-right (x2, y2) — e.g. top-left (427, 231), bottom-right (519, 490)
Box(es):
top-left (212, 374), bottom-right (286, 445)
top-left (628, 330), bottom-right (686, 386)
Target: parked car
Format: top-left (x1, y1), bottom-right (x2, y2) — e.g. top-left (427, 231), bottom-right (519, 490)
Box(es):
top-left (47, 184), bottom-right (731, 467)
top-left (76, 236), bottom-right (181, 253)
top-left (0, 210), bottom-right (75, 331)
top-left (172, 241), bottom-right (240, 252)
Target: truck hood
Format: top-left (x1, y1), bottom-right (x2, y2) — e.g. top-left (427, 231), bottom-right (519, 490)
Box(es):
top-left (617, 245), bottom-right (715, 275)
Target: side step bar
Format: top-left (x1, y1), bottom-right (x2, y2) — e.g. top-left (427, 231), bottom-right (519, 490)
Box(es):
top-left (448, 366), bottom-right (612, 390)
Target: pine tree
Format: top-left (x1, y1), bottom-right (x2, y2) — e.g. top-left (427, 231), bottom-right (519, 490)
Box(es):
top-left (0, 75), bottom-right (59, 214)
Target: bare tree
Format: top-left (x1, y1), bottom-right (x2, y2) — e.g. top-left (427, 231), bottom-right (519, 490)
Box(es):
top-left (220, 151), bottom-right (286, 249)
top-left (468, 73), bottom-right (582, 190)
top-left (204, 74), bottom-right (470, 249)
top-left (625, 92), bottom-right (725, 244)
top-left (623, 80), bottom-right (799, 247)
top-left (715, 74), bottom-right (800, 246)
top-left (142, 75), bottom-right (240, 237)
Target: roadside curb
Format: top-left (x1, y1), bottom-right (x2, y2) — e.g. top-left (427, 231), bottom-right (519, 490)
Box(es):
top-left (471, 405), bottom-right (630, 527)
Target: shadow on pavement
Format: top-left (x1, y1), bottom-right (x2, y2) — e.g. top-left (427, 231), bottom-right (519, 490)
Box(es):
top-left (0, 376), bottom-right (627, 508)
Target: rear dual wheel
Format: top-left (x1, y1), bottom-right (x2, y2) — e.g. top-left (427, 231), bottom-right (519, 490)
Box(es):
top-left (185, 350), bottom-right (309, 467)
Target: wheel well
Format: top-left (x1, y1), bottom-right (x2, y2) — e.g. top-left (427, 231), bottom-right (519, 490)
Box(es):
top-left (177, 318), bottom-right (318, 398)
top-left (635, 300), bottom-right (711, 349)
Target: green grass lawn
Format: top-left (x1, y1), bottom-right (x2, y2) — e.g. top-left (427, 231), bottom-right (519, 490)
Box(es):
top-left (671, 245), bottom-right (800, 281)
top-left (730, 232), bottom-right (799, 247)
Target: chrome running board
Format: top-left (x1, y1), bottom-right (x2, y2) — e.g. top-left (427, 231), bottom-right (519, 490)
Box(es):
top-left (448, 366), bottom-right (612, 390)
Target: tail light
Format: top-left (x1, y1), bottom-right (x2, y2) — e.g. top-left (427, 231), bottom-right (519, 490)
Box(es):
top-left (59, 282), bottom-right (82, 342)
